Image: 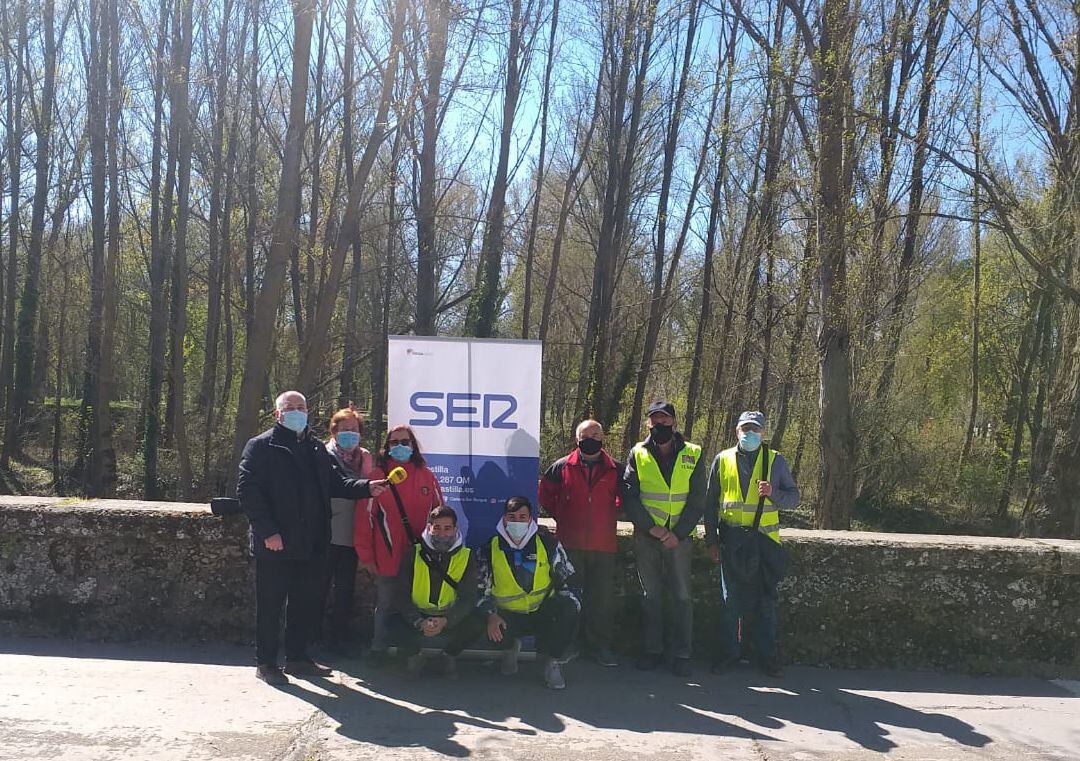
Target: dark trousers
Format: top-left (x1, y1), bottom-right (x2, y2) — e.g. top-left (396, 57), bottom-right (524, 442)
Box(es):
top-left (567, 548), bottom-right (615, 652)
top-left (388, 612), bottom-right (486, 657)
top-left (490, 593), bottom-right (579, 659)
top-left (717, 560), bottom-right (778, 663)
top-left (316, 544), bottom-right (359, 644)
top-left (634, 531), bottom-right (693, 658)
top-left (255, 554), bottom-right (324, 666)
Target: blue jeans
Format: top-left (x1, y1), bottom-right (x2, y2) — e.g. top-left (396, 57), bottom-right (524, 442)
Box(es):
top-left (717, 559), bottom-right (778, 663)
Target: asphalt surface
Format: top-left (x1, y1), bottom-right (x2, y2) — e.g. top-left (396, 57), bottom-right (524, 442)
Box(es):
top-left (2, 639), bottom-right (1078, 760)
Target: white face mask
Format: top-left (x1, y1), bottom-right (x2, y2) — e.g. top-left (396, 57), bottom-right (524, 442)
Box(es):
top-left (505, 520), bottom-right (531, 543)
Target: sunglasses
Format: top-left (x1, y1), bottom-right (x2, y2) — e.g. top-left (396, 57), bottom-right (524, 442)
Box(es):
top-left (387, 438), bottom-right (412, 446)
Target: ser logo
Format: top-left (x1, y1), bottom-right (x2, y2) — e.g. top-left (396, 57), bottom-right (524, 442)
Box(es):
top-left (409, 392), bottom-right (518, 430)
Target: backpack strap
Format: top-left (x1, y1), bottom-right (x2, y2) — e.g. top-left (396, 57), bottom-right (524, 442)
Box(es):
top-left (751, 444), bottom-right (771, 531)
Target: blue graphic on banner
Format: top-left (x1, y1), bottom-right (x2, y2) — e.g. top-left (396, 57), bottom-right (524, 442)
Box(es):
top-left (426, 453), bottom-right (540, 546)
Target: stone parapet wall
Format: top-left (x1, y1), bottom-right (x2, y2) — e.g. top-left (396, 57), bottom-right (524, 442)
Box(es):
top-left (1, 497), bottom-right (1077, 677)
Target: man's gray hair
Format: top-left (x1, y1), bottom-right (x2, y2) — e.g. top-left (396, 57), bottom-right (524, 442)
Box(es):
top-left (275, 390), bottom-right (307, 411)
top-left (575, 419), bottom-right (603, 438)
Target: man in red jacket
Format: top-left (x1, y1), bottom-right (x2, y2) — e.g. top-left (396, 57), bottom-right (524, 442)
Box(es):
top-left (538, 419), bottom-right (622, 666)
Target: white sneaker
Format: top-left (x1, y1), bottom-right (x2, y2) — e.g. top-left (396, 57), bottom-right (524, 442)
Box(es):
top-left (543, 657), bottom-right (566, 690)
top-left (500, 639), bottom-right (521, 676)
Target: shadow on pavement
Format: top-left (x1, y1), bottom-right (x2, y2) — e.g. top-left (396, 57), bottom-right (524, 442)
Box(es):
top-left (274, 654), bottom-right (1005, 756)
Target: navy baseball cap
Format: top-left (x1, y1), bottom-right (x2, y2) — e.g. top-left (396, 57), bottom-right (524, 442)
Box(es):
top-left (736, 411), bottom-right (766, 429)
top-left (647, 400), bottom-right (676, 418)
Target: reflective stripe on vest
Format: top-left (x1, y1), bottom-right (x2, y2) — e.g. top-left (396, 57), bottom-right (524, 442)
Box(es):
top-left (411, 545), bottom-right (471, 614)
top-left (718, 446), bottom-right (781, 544)
top-left (490, 535), bottom-right (551, 613)
top-left (633, 442), bottom-right (702, 527)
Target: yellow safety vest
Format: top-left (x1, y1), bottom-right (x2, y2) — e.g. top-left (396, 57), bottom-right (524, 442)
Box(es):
top-left (632, 441), bottom-right (702, 527)
top-left (411, 545), bottom-right (471, 614)
top-left (490, 535), bottom-right (551, 614)
top-left (717, 446), bottom-right (781, 544)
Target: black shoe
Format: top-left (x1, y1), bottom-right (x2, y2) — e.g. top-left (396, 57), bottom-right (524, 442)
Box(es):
top-left (672, 657), bottom-right (692, 677)
top-left (636, 652), bottom-right (663, 670)
top-left (256, 665), bottom-right (288, 685)
top-left (760, 658), bottom-right (784, 678)
top-left (710, 656), bottom-right (738, 675)
top-left (283, 658), bottom-right (333, 677)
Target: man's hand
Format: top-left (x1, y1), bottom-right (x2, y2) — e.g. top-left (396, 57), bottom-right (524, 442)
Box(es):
top-left (649, 525), bottom-right (671, 542)
top-left (369, 479), bottom-right (389, 497)
top-left (487, 613), bottom-right (507, 643)
top-left (423, 617), bottom-right (448, 637)
top-left (264, 534), bottom-right (284, 551)
top-left (661, 532), bottom-right (680, 550)
top-left (758, 480), bottom-right (773, 498)
top-left (709, 544), bottom-right (721, 565)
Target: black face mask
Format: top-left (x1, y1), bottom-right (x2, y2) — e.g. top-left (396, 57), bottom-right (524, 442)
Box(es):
top-left (578, 437), bottom-right (603, 456)
top-left (650, 424), bottom-right (674, 445)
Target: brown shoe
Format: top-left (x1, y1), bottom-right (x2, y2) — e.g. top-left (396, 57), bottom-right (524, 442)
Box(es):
top-left (256, 665), bottom-right (288, 685)
top-left (283, 658), bottom-right (333, 677)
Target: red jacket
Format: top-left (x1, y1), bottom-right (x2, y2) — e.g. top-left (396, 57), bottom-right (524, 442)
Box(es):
top-left (354, 461), bottom-right (445, 576)
top-left (537, 448), bottom-right (622, 553)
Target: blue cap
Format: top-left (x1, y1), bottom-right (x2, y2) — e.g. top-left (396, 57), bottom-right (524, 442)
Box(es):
top-left (736, 411), bottom-right (765, 429)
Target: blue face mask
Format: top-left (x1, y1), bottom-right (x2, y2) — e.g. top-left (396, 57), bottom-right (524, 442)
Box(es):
top-left (388, 444), bottom-right (413, 462)
top-left (335, 431), bottom-right (361, 450)
top-left (739, 431), bottom-right (762, 451)
top-left (281, 409), bottom-right (308, 433)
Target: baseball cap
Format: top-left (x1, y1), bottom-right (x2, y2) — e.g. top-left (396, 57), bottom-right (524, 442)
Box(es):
top-left (736, 410), bottom-right (765, 429)
top-left (647, 400), bottom-right (676, 418)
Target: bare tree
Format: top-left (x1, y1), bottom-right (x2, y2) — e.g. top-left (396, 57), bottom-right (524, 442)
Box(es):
top-left (229, 0), bottom-right (318, 485)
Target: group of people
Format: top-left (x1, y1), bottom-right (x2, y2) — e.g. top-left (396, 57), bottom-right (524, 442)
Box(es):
top-left (237, 392), bottom-right (799, 690)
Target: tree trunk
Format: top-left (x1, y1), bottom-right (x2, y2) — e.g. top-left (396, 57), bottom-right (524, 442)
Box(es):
top-left (229, 0), bottom-right (317, 488)
top-left (874, 0), bottom-right (949, 405)
top-left (143, 0), bottom-right (172, 499)
top-left (372, 130), bottom-right (402, 443)
top-left (415, 0), bottom-right (451, 336)
top-left (960, 0), bottom-right (982, 466)
top-left (338, 0), bottom-right (361, 405)
top-left (623, 0), bottom-right (699, 450)
top-left (466, 0), bottom-right (529, 337)
top-left (1, 4), bottom-right (27, 423)
top-left (520, 0), bottom-right (559, 339)
top-left (198, 0), bottom-right (236, 483)
top-left (295, 0), bottom-right (405, 392)
top-left (814, 0), bottom-right (857, 529)
top-left (79, 0), bottom-right (114, 496)
top-left (4, 0), bottom-right (55, 463)
top-left (167, 0), bottom-right (196, 497)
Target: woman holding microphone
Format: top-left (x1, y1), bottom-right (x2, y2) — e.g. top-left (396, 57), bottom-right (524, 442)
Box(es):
top-left (355, 425), bottom-right (445, 659)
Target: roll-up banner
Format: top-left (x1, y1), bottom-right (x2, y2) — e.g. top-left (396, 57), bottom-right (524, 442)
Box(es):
top-left (387, 336), bottom-right (542, 545)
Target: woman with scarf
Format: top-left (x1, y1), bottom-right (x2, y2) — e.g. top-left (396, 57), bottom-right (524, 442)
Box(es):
top-left (477, 496), bottom-right (579, 690)
top-left (355, 424), bottom-right (445, 658)
top-left (320, 405), bottom-right (373, 651)
top-left (391, 506), bottom-right (483, 677)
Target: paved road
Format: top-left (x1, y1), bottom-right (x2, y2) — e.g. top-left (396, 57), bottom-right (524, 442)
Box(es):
top-left (2, 639), bottom-right (1077, 760)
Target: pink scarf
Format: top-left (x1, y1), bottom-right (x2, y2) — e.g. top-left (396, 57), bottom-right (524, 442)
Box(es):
top-left (327, 439), bottom-right (372, 478)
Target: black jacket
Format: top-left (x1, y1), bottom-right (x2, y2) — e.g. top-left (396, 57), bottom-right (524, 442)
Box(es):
top-left (393, 540), bottom-right (479, 628)
top-left (238, 424), bottom-right (374, 559)
top-left (620, 431), bottom-right (707, 540)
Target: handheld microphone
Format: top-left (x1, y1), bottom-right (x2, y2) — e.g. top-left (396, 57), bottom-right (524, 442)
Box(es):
top-left (387, 467), bottom-right (408, 485)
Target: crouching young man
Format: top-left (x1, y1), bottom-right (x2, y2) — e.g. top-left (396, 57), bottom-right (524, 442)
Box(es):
top-left (478, 496), bottom-right (579, 690)
top-left (391, 506), bottom-right (484, 677)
